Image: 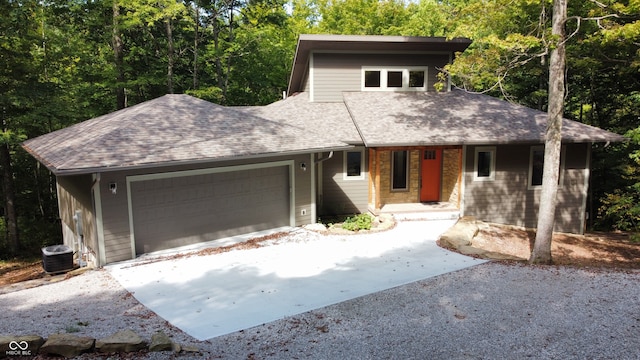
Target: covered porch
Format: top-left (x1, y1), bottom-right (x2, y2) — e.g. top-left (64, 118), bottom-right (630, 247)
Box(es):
top-left (368, 146), bottom-right (463, 218)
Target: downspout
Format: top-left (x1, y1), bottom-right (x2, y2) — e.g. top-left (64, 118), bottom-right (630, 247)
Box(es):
top-left (315, 151), bottom-right (334, 164)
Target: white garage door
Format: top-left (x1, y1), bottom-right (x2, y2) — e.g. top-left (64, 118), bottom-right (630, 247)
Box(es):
top-left (130, 164), bottom-right (291, 254)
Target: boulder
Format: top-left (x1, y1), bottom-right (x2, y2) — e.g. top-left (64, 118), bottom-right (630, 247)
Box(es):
top-left (439, 217), bottom-right (478, 250)
top-left (0, 335), bottom-right (45, 358)
top-left (39, 333), bottom-right (95, 358)
top-left (457, 245), bottom-right (488, 257)
top-left (149, 331), bottom-right (172, 352)
top-left (95, 329), bottom-right (146, 353)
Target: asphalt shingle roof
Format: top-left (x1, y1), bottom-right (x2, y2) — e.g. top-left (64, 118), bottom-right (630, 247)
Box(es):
top-left (22, 94), bottom-right (351, 175)
top-left (23, 91), bottom-right (625, 175)
top-left (244, 92), bottom-right (361, 144)
top-left (343, 90), bottom-right (626, 146)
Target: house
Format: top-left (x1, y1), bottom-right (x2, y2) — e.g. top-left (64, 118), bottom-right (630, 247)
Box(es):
top-left (22, 34), bottom-right (625, 267)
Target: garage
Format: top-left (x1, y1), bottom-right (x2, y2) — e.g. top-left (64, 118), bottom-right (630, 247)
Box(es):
top-left (128, 162), bottom-right (293, 254)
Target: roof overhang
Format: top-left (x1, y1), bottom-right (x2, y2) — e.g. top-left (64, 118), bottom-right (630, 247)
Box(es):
top-left (25, 144), bottom-right (355, 176)
top-left (287, 34), bottom-right (472, 95)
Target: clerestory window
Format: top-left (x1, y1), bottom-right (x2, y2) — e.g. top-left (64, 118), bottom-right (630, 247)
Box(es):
top-left (362, 67), bottom-right (427, 91)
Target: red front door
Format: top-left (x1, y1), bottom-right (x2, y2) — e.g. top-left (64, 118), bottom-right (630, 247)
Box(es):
top-left (421, 149), bottom-right (441, 202)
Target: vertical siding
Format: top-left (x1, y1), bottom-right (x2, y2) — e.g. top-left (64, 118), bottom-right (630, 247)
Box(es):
top-left (463, 144), bottom-right (589, 234)
top-left (292, 154), bottom-right (313, 226)
top-left (312, 53), bottom-right (451, 102)
top-left (320, 150), bottom-right (369, 214)
top-left (56, 175), bottom-right (98, 264)
top-left (98, 154), bottom-right (315, 264)
top-left (99, 171), bottom-right (134, 263)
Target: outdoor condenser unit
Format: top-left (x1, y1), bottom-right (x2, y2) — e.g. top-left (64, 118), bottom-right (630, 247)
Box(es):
top-left (42, 245), bottom-right (74, 274)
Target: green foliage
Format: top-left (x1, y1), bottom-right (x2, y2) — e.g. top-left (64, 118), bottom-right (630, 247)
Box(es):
top-left (186, 86), bottom-right (224, 103)
top-left (341, 213), bottom-right (373, 231)
top-left (597, 128), bottom-right (640, 233)
top-left (2, 0), bottom-right (639, 257)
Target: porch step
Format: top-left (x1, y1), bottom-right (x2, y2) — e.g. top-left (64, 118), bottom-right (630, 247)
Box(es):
top-left (392, 211), bottom-right (460, 221)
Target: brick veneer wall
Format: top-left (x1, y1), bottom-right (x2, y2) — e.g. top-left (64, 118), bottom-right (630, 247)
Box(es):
top-left (441, 148), bottom-right (461, 205)
top-left (379, 150), bottom-right (420, 205)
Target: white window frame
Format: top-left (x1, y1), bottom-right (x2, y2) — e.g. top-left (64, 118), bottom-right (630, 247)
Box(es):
top-left (391, 150), bottom-right (410, 191)
top-left (343, 148), bottom-right (365, 180)
top-left (528, 145), bottom-right (566, 190)
top-left (361, 67), bottom-right (428, 92)
top-left (473, 146), bottom-right (496, 181)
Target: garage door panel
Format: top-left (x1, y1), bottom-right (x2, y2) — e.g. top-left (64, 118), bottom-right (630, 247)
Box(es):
top-left (131, 165), bottom-right (290, 254)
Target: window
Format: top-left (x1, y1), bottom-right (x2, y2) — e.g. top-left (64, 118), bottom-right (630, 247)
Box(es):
top-left (361, 67), bottom-right (427, 91)
top-left (364, 70), bottom-right (381, 88)
top-left (387, 71), bottom-right (403, 88)
top-left (344, 149), bottom-right (365, 180)
top-left (424, 150), bottom-right (436, 160)
top-left (473, 147), bottom-right (496, 181)
top-left (391, 151), bottom-right (409, 190)
top-left (530, 147), bottom-right (544, 187)
top-left (409, 71), bottom-right (425, 88)
top-left (528, 146), bottom-right (565, 189)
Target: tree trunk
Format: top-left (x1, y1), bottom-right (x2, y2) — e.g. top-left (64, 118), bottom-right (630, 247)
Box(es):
top-left (166, 17), bottom-right (175, 94)
top-left (193, 3), bottom-right (199, 89)
top-left (530, 0), bottom-right (567, 265)
top-left (112, 0), bottom-right (126, 110)
top-left (0, 143), bottom-right (19, 255)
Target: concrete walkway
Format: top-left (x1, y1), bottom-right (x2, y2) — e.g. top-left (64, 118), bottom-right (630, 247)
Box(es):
top-left (107, 219), bottom-right (485, 341)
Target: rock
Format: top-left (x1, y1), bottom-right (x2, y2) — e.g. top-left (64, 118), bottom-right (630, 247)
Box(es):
top-left (182, 345), bottom-right (200, 353)
top-left (171, 342), bottom-right (181, 353)
top-left (0, 335), bottom-right (45, 358)
top-left (482, 251), bottom-right (527, 261)
top-left (439, 217), bottom-right (478, 249)
top-left (39, 333), bottom-right (95, 358)
top-left (304, 223), bottom-right (327, 232)
top-left (457, 245), bottom-right (488, 257)
top-left (149, 331), bottom-right (172, 352)
top-left (95, 329), bottom-right (147, 353)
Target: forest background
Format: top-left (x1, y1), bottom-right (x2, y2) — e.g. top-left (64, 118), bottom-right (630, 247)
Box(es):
top-left (1, 0), bottom-right (638, 258)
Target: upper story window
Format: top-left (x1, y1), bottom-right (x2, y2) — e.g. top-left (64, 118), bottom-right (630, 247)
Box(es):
top-left (362, 67), bottom-right (427, 91)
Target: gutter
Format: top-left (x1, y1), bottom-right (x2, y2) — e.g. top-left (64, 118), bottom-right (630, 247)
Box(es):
top-left (38, 145), bottom-right (355, 176)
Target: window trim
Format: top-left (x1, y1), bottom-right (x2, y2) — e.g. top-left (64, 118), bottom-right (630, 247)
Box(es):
top-left (343, 148), bottom-right (365, 180)
top-left (361, 67), bottom-right (428, 92)
top-left (391, 150), bottom-right (410, 191)
top-left (528, 145), bottom-right (566, 190)
top-left (473, 146), bottom-right (496, 181)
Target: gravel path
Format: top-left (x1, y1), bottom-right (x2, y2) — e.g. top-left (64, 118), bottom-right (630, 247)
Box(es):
top-left (2, 261), bottom-right (639, 359)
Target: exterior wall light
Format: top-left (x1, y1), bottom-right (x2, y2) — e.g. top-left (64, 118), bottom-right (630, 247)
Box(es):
top-left (109, 182), bottom-right (117, 195)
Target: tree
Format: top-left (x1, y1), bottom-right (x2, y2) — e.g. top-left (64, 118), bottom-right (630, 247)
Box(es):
top-left (529, 0), bottom-right (567, 264)
top-left (0, 0), bottom-right (40, 255)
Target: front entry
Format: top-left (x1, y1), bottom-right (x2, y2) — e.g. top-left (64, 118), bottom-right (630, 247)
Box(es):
top-left (420, 149), bottom-right (441, 202)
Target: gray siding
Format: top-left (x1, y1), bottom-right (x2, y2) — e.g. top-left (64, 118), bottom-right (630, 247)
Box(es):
top-left (320, 150), bottom-right (369, 215)
top-left (56, 175), bottom-right (98, 264)
top-left (312, 52), bottom-right (450, 102)
top-left (463, 144), bottom-right (589, 234)
top-left (97, 154), bottom-right (314, 264)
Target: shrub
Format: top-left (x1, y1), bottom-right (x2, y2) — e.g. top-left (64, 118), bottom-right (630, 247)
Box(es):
top-left (342, 214), bottom-right (373, 231)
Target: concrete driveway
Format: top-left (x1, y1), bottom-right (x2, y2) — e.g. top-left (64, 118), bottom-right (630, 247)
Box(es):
top-left (107, 219), bottom-right (485, 340)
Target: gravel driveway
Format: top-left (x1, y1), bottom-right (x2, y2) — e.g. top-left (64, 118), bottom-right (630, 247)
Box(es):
top-left (1, 255), bottom-right (639, 359)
